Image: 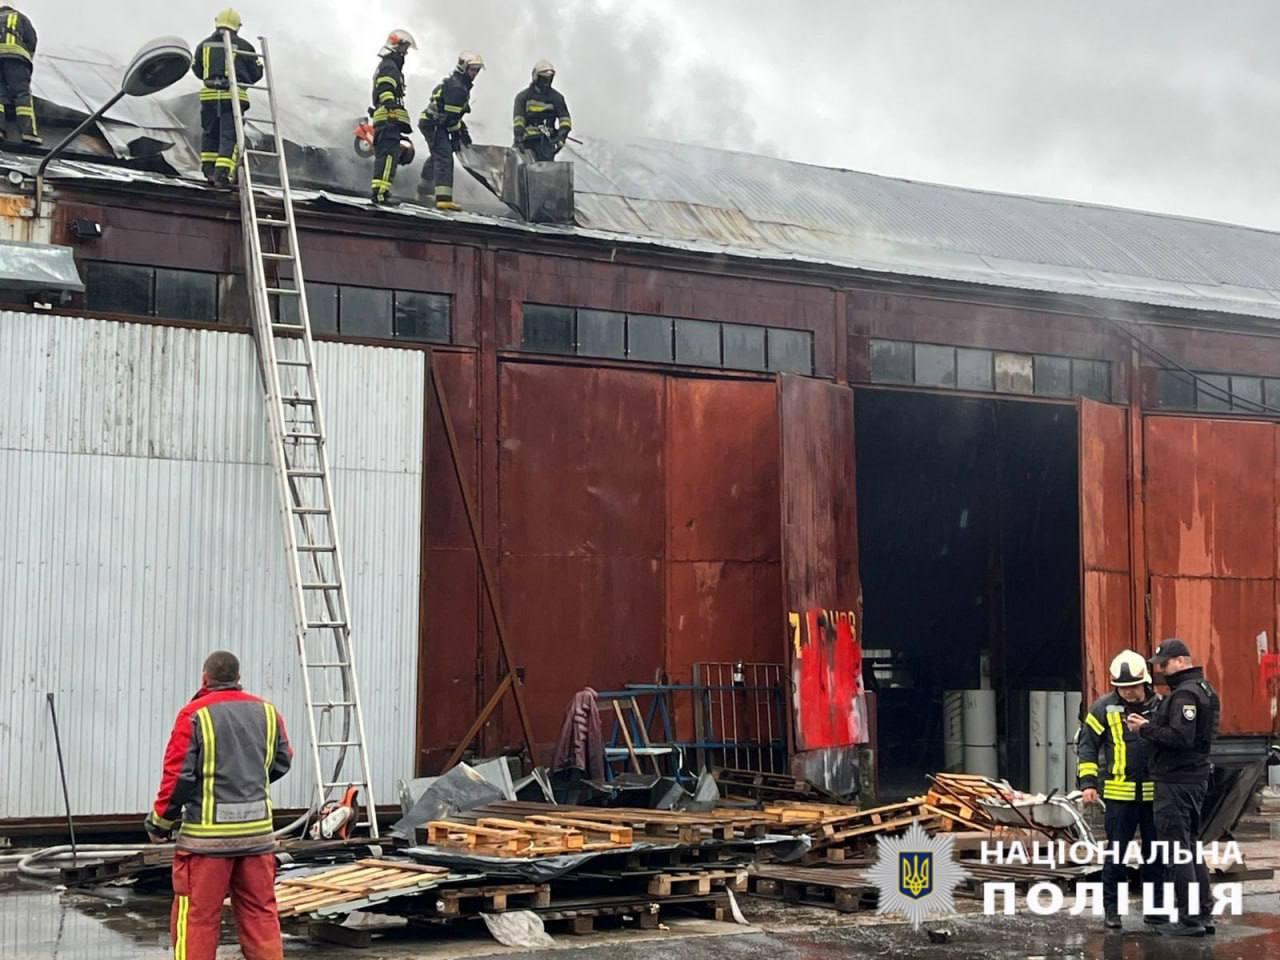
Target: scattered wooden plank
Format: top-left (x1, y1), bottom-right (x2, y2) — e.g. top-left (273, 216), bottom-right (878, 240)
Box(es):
top-left (276, 860), bottom-right (452, 919)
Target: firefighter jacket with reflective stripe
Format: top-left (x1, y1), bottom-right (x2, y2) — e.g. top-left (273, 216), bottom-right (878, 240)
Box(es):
top-left (0, 7), bottom-right (35, 62)
top-left (147, 683), bottom-right (292, 856)
top-left (512, 81), bottom-right (571, 146)
top-left (1077, 689), bottom-right (1158, 802)
top-left (420, 71), bottom-right (472, 139)
top-left (1141, 666), bottom-right (1220, 784)
top-left (371, 53), bottom-right (410, 128)
top-left (192, 30), bottom-right (262, 104)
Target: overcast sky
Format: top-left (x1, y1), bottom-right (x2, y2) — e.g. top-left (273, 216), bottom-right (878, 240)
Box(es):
top-left (38, 0), bottom-right (1280, 229)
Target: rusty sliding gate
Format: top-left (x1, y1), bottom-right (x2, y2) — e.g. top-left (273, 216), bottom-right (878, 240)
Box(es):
top-left (692, 662), bottom-right (787, 774)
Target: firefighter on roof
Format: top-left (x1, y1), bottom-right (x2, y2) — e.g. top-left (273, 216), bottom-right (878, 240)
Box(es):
top-left (192, 9), bottom-right (263, 187)
top-left (418, 50), bottom-right (482, 211)
top-left (370, 28), bottom-right (416, 205)
top-left (1076, 649), bottom-right (1160, 930)
top-left (0, 4), bottom-right (39, 144)
top-left (513, 60), bottom-right (572, 161)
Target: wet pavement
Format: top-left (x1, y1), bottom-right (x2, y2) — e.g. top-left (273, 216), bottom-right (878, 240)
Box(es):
top-left (4, 872), bottom-right (1280, 960)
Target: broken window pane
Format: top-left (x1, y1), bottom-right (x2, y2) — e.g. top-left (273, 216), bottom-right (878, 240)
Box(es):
top-left (395, 291), bottom-right (451, 342)
top-left (627, 314), bottom-right (673, 362)
top-left (1196, 373), bottom-right (1231, 412)
top-left (722, 323), bottom-right (766, 370)
top-left (915, 344), bottom-right (956, 388)
top-left (957, 348), bottom-right (993, 391)
top-left (870, 340), bottom-right (913, 383)
top-left (767, 328), bottom-right (813, 374)
top-left (85, 261), bottom-right (153, 316)
top-left (577, 309), bottom-right (626, 358)
top-left (675, 318), bottom-right (721, 367)
top-left (155, 268), bottom-right (217, 322)
top-left (521, 303), bottom-right (575, 354)
top-left (1034, 355), bottom-right (1071, 397)
top-left (994, 352), bottom-right (1034, 394)
top-left (1155, 369), bottom-right (1196, 409)
top-left (1072, 359), bottom-right (1110, 401)
top-left (1230, 375), bottom-right (1263, 412)
top-left (339, 286), bottom-right (393, 338)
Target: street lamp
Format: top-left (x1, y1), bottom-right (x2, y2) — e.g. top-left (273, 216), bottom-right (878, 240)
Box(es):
top-left (35, 36), bottom-right (193, 210)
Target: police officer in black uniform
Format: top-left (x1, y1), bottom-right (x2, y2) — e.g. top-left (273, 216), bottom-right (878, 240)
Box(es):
top-left (1127, 638), bottom-right (1221, 938)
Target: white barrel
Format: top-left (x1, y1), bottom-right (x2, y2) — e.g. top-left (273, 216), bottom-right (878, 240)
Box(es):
top-left (1064, 691), bottom-right (1083, 790)
top-left (1046, 691), bottom-right (1067, 795)
top-left (963, 689), bottom-right (998, 777)
top-left (1028, 690), bottom-right (1048, 795)
top-left (943, 691), bottom-right (965, 772)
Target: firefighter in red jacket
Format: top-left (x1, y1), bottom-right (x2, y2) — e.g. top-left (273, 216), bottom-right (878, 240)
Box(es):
top-left (145, 650), bottom-right (292, 960)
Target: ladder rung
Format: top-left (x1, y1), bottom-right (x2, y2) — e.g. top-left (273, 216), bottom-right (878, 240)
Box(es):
top-left (317, 740), bottom-right (364, 748)
top-left (287, 468), bottom-right (324, 477)
top-left (267, 287), bottom-right (301, 296)
top-left (282, 396), bottom-right (317, 405)
top-left (316, 700), bottom-right (357, 708)
top-left (322, 781), bottom-right (369, 789)
top-left (285, 432), bottom-right (323, 441)
top-left (277, 359), bottom-right (311, 367)
top-left (246, 148), bottom-right (280, 158)
top-left (297, 544), bottom-right (337, 552)
top-left (302, 582), bottom-right (341, 590)
top-left (307, 623), bottom-right (348, 631)
top-left (259, 217), bottom-right (290, 227)
top-left (291, 507), bottom-right (330, 515)
top-left (309, 663), bottom-right (351, 672)
top-left (262, 252), bottom-right (294, 261)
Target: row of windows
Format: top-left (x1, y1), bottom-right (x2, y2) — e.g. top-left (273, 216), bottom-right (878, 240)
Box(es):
top-left (1154, 369), bottom-right (1280, 413)
top-left (521, 304), bottom-right (815, 375)
top-left (870, 340), bottom-right (1111, 401)
top-left (83, 262), bottom-right (452, 344)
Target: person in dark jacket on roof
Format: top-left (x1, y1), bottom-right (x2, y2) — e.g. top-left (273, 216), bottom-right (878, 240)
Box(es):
top-left (417, 51), bottom-right (482, 211)
top-left (146, 650), bottom-right (292, 960)
top-left (192, 9), bottom-right (263, 187)
top-left (1077, 650), bottom-right (1161, 929)
top-left (370, 28), bottom-right (416, 205)
top-left (513, 60), bottom-right (572, 161)
top-left (1127, 638), bottom-right (1221, 938)
top-left (0, 5), bottom-right (39, 144)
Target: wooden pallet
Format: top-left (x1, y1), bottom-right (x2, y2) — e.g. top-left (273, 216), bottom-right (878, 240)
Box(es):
top-left (748, 865), bottom-right (878, 913)
top-left (763, 801), bottom-right (858, 826)
top-left (714, 767), bottom-right (836, 803)
top-left (647, 868), bottom-right (747, 897)
top-left (475, 802), bottom-right (770, 843)
top-left (426, 821), bottom-right (537, 857)
top-left (276, 859), bottom-right (450, 918)
top-left (434, 882), bottom-right (552, 916)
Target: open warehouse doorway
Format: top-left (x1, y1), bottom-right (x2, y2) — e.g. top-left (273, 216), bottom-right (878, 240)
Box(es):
top-left (854, 389), bottom-right (1082, 798)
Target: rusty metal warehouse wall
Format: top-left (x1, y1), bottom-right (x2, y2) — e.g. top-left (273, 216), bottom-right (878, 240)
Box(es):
top-left (0, 311), bottom-right (424, 819)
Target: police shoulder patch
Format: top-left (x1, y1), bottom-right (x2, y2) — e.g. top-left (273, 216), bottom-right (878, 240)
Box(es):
top-left (1182, 704), bottom-right (1197, 721)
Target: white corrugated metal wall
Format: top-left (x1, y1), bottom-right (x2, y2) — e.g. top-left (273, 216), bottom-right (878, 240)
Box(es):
top-left (0, 311), bottom-right (424, 818)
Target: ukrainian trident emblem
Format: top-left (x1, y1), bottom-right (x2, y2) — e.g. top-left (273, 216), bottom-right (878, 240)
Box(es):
top-left (899, 852), bottom-right (932, 899)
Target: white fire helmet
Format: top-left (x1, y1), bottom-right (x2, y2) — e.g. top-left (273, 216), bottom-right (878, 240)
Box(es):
top-left (1109, 649), bottom-right (1151, 687)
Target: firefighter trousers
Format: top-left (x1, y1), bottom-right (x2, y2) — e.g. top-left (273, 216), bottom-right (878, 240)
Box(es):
top-left (0, 58), bottom-right (36, 139)
top-left (170, 849), bottom-right (282, 960)
top-left (1153, 780), bottom-right (1211, 927)
top-left (1100, 799), bottom-right (1159, 914)
top-left (200, 100), bottom-right (242, 182)
top-left (371, 121), bottom-right (404, 201)
top-left (419, 126), bottom-right (455, 203)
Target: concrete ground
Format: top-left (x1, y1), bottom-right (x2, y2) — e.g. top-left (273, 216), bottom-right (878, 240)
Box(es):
top-left (4, 821), bottom-right (1280, 959)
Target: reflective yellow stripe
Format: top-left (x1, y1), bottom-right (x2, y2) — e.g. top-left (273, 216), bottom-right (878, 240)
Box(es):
top-left (1077, 761), bottom-right (1099, 777)
top-left (513, 117), bottom-right (526, 127)
top-left (1142, 782), bottom-right (1155, 801)
top-left (444, 104), bottom-right (465, 113)
top-left (1103, 780), bottom-right (1137, 800)
top-left (376, 76), bottom-right (398, 87)
top-left (203, 44), bottom-right (211, 79)
top-left (1108, 711), bottom-right (1127, 782)
top-left (1085, 713), bottom-right (1105, 735)
top-left (197, 707), bottom-right (216, 826)
top-left (379, 91), bottom-right (396, 103)
top-left (180, 818), bottom-right (274, 837)
top-left (264, 704), bottom-right (276, 774)
top-left (560, 118), bottom-right (573, 129)
top-left (175, 894), bottom-right (189, 960)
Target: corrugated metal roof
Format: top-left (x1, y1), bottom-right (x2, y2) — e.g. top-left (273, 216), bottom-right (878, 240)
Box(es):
top-left (21, 46), bottom-right (1280, 323)
top-left (0, 310), bottom-right (423, 817)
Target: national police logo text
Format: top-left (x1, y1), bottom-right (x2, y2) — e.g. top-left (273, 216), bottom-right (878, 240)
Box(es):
top-left (900, 852), bottom-right (932, 899)
top-left (867, 822), bottom-right (967, 929)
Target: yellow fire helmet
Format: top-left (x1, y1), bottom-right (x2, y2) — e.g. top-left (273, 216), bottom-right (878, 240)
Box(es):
top-left (214, 8), bottom-right (242, 31)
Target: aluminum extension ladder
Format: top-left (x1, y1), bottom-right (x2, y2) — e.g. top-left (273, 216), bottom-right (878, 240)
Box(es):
top-left (221, 32), bottom-right (379, 837)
